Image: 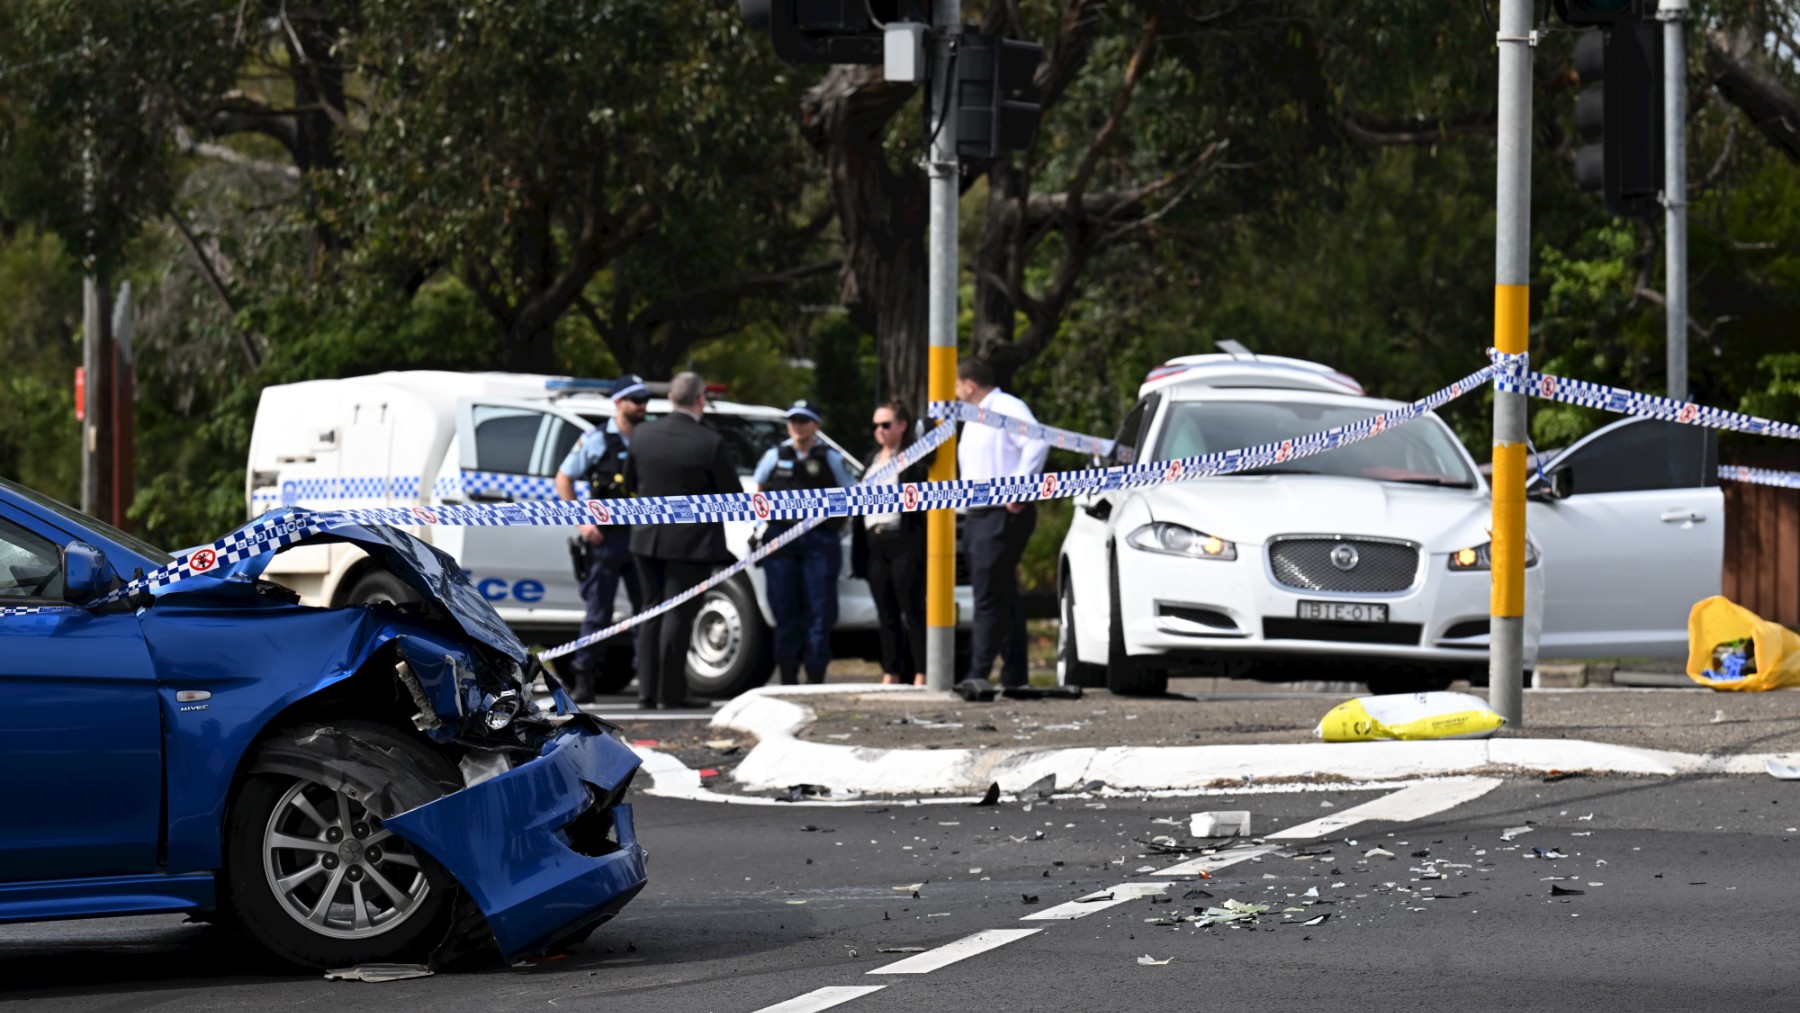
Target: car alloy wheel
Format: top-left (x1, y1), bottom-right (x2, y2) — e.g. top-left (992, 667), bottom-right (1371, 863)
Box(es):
top-left (262, 781), bottom-right (431, 939)
top-left (689, 592), bottom-right (744, 682)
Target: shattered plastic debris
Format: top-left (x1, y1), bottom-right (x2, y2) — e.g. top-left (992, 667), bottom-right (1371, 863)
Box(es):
top-left (878, 946), bottom-right (927, 954)
top-left (1500, 826), bottom-right (1534, 841)
top-left (778, 784), bottom-right (859, 803)
top-left (323, 964), bottom-right (434, 983)
top-left (1137, 955), bottom-right (1171, 966)
top-left (1363, 847), bottom-right (1395, 859)
top-left (1018, 774), bottom-right (1057, 800)
top-left (1189, 811), bottom-right (1251, 838)
top-left (1302, 913), bottom-right (1331, 926)
top-left (1550, 885), bottom-right (1585, 896)
top-left (1766, 759), bottom-right (1800, 781)
top-left (973, 782), bottom-right (1002, 806)
top-left (1531, 848), bottom-right (1567, 860)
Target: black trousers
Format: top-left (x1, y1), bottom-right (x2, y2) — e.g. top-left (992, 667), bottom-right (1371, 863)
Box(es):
top-left (631, 556), bottom-right (713, 706)
top-left (866, 526), bottom-right (926, 679)
top-left (966, 504), bottom-right (1036, 687)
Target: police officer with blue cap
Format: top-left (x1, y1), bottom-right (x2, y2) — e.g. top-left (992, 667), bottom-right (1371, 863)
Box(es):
top-left (752, 399), bottom-right (854, 684)
top-left (554, 374), bottom-right (652, 702)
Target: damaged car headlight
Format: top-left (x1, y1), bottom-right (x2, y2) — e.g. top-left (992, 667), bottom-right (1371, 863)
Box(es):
top-left (482, 690), bottom-right (523, 731)
top-left (1126, 522), bottom-right (1237, 560)
top-left (1447, 540), bottom-right (1540, 571)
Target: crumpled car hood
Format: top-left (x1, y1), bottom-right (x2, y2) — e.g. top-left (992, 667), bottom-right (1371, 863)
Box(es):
top-left (162, 509), bottom-right (526, 664)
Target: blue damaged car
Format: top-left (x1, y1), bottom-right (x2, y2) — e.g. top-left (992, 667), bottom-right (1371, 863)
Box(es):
top-left (0, 477), bottom-right (646, 970)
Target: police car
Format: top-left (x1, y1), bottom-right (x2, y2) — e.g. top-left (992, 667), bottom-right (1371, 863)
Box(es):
top-left (246, 372), bottom-right (971, 697)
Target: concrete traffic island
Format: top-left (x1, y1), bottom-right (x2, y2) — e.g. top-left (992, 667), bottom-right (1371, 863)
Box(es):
top-left (700, 681), bottom-right (1800, 798)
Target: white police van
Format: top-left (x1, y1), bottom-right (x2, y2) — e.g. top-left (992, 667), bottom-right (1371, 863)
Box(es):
top-left (246, 371), bottom-right (969, 697)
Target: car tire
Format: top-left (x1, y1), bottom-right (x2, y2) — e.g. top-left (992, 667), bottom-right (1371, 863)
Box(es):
top-left (592, 645), bottom-right (638, 695)
top-left (1056, 573), bottom-right (1105, 689)
top-left (344, 569), bottom-right (418, 606)
top-left (686, 575), bottom-right (772, 698)
top-left (224, 721), bottom-right (472, 971)
top-left (1105, 547), bottom-right (1167, 697)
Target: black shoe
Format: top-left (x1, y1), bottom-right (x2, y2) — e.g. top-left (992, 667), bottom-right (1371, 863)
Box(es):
top-left (778, 664), bottom-right (800, 685)
top-left (636, 699), bottom-right (658, 710)
top-left (662, 698), bottom-right (713, 710)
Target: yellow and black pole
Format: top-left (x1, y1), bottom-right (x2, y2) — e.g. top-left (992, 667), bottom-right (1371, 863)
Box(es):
top-left (1489, 0), bottom-right (1532, 726)
top-left (924, 0), bottom-right (960, 691)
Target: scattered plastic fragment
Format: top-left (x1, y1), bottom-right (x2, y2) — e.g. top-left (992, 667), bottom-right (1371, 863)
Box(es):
top-left (1500, 826), bottom-right (1533, 841)
top-left (973, 782), bottom-right (1002, 806)
top-left (1190, 811), bottom-right (1251, 838)
top-left (1135, 865), bottom-right (1157, 873)
top-left (323, 964), bottom-right (434, 983)
top-left (1531, 848), bottom-right (1567, 860)
top-left (1304, 887), bottom-right (1319, 898)
top-left (878, 946), bottom-right (927, 954)
top-left (1018, 774), bottom-right (1057, 800)
top-left (1364, 847), bottom-right (1395, 859)
top-left (786, 900), bottom-right (808, 905)
top-left (1137, 955), bottom-right (1171, 966)
top-left (779, 784), bottom-right (860, 803)
top-left (1303, 913), bottom-right (1330, 926)
top-left (1315, 692), bottom-right (1505, 742)
top-left (1550, 885), bottom-right (1585, 896)
top-left (1022, 894), bottom-right (1039, 905)
top-left (1766, 759), bottom-right (1800, 781)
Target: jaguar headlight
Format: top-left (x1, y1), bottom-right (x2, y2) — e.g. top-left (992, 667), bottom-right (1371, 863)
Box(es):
top-left (1126, 522), bottom-right (1237, 560)
top-left (1448, 540), bottom-right (1539, 571)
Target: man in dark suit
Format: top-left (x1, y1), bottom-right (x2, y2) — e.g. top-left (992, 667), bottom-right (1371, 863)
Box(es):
top-left (624, 372), bottom-right (739, 709)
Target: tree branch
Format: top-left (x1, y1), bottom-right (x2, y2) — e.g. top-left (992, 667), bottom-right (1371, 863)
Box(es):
top-left (1340, 110), bottom-right (1497, 146)
top-left (165, 207), bottom-right (261, 371)
top-left (1705, 27), bottom-right (1800, 164)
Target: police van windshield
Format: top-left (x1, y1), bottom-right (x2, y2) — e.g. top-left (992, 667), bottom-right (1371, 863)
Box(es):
top-left (582, 413), bottom-right (861, 479)
top-left (1150, 400), bottom-right (1477, 488)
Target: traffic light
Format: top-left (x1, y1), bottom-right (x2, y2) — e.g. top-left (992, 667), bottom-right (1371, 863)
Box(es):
top-left (738, 0), bottom-right (928, 66)
top-left (1570, 21), bottom-right (1664, 218)
top-left (953, 33), bottom-right (1044, 160)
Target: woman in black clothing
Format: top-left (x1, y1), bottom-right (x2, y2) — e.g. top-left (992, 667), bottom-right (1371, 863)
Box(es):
top-left (851, 399), bottom-right (932, 686)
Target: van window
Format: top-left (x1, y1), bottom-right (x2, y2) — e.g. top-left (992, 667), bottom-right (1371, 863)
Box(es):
top-left (472, 407), bottom-right (542, 474)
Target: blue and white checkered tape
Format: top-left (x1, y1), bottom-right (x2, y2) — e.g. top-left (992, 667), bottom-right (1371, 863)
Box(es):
top-left (1492, 350), bottom-right (1800, 441)
top-left (87, 366), bottom-right (1492, 611)
top-left (1721, 465), bottom-right (1800, 489)
top-left (928, 400), bottom-right (1116, 457)
top-left (251, 474), bottom-right (426, 508)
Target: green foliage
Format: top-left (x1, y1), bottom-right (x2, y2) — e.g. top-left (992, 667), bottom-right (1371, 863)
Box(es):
top-left (0, 227), bottom-right (81, 500)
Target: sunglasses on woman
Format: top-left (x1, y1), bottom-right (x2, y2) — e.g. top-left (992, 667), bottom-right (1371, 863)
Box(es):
top-left (872, 420), bottom-right (898, 431)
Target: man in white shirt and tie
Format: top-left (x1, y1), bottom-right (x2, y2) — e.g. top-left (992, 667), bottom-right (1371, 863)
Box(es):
top-left (955, 357), bottom-right (1050, 688)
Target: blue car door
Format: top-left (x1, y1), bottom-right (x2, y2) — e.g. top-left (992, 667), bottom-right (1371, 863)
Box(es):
top-left (0, 511), bottom-right (162, 881)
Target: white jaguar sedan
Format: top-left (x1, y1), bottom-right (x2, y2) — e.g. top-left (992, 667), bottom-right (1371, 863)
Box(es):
top-left (1056, 351), bottom-right (1721, 695)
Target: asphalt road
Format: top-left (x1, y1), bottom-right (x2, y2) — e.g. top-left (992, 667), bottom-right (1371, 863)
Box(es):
top-left (6, 742), bottom-right (1800, 1012)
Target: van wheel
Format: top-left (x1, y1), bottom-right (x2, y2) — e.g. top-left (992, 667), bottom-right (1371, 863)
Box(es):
top-left (1057, 576), bottom-right (1104, 689)
top-left (1105, 548), bottom-right (1166, 697)
top-left (686, 576), bottom-right (771, 698)
top-left (345, 570), bottom-right (418, 606)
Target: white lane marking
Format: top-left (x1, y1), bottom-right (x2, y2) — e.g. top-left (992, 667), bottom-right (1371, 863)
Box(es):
top-left (1020, 883), bottom-right (1174, 921)
top-left (1152, 843), bottom-right (1280, 877)
top-left (751, 985), bottom-right (887, 1012)
top-left (865, 928), bottom-right (1042, 974)
top-left (1264, 776), bottom-right (1503, 840)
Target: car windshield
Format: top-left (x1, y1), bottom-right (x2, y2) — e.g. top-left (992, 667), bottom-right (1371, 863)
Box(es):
top-left (0, 476), bottom-right (175, 563)
top-left (593, 413), bottom-right (862, 479)
top-left (1150, 400), bottom-right (1478, 487)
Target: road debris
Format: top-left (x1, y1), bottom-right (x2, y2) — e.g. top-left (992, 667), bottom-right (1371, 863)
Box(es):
top-left (973, 783), bottom-right (1002, 806)
top-left (1364, 847), bottom-right (1395, 859)
top-left (323, 964), bottom-right (434, 983)
top-left (1550, 885), bottom-right (1585, 896)
top-left (1315, 691), bottom-right (1505, 742)
top-left (878, 946), bottom-right (927, 954)
top-left (1137, 955), bottom-right (1171, 966)
top-left (1189, 811), bottom-right (1251, 838)
top-left (1500, 825), bottom-right (1534, 841)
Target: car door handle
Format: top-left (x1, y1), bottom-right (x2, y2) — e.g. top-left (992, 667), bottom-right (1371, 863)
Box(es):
top-left (469, 490), bottom-right (514, 503)
top-left (1082, 498), bottom-right (1112, 521)
top-left (1660, 509), bottom-right (1705, 524)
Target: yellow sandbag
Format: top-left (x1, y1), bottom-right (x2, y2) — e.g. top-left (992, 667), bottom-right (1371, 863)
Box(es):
top-left (1685, 596), bottom-right (1800, 692)
top-left (1314, 692), bottom-right (1506, 742)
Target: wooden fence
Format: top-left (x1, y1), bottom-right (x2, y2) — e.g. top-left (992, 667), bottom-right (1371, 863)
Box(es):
top-left (1722, 448), bottom-right (1800, 627)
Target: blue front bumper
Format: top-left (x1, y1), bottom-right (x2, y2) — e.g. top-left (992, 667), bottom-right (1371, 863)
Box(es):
top-left (383, 723), bottom-right (647, 962)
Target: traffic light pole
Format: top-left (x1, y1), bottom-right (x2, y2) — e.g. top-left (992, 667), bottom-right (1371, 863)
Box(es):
top-left (924, 0), bottom-right (961, 692)
top-left (1489, 0), bottom-right (1533, 727)
top-left (1660, 0), bottom-right (1687, 401)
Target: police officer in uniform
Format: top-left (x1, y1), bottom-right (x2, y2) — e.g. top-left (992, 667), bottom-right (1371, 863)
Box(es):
top-left (752, 400), bottom-right (853, 684)
top-left (554, 374), bottom-right (652, 702)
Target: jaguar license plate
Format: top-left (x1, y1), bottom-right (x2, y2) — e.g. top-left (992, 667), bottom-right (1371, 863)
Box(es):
top-left (1297, 600), bottom-right (1389, 623)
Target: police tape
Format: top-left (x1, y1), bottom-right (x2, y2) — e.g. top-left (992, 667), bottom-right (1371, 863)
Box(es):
top-left (536, 418), bottom-right (955, 662)
top-left (1720, 465), bottom-right (1800, 489)
top-left (928, 399), bottom-right (1115, 457)
top-left (1492, 350), bottom-right (1800, 441)
top-left (73, 364), bottom-right (1491, 613)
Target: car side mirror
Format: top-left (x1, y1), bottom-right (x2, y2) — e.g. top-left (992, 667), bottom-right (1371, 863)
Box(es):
top-left (62, 541), bottom-right (111, 604)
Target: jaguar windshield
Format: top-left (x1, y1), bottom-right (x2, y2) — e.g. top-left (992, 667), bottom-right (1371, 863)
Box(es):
top-left (1150, 400), bottom-right (1478, 487)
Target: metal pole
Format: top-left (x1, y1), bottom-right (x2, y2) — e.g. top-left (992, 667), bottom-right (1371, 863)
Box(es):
top-left (111, 281), bottom-right (135, 531)
top-left (81, 275), bottom-right (103, 517)
top-left (924, 0), bottom-right (960, 692)
top-left (1660, 0), bottom-right (1688, 401)
top-left (1488, 0), bottom-right (1533, 726)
